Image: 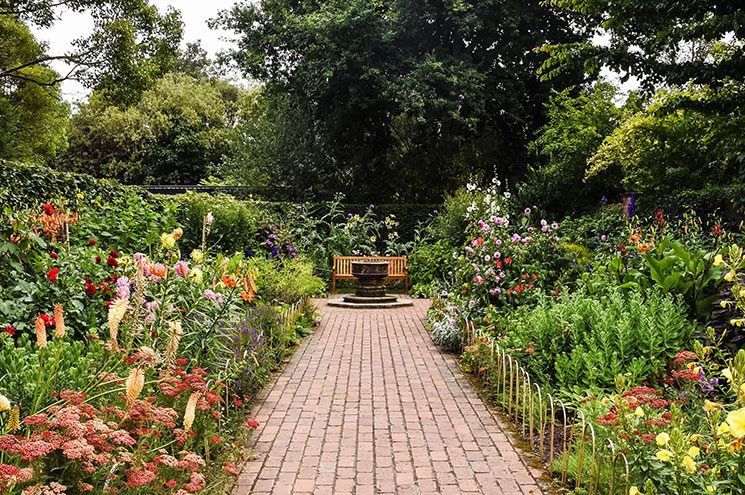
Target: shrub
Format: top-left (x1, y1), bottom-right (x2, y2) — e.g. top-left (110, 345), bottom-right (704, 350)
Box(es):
top-left (500, 288), bottom-right (695, 394)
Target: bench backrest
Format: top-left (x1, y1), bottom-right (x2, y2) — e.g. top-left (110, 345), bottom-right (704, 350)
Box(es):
top-left (333, 256), bottom-right (407, 276)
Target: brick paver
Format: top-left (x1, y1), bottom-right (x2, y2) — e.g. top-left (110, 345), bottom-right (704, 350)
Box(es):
top-left (233, 299), bottom-right (544, 494)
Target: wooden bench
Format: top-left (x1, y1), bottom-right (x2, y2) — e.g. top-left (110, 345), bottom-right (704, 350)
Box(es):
top-left (332, 256), bottom-right (408, 291)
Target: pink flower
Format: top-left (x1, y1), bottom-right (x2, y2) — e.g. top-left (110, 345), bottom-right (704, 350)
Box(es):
top-left (223, 462), bottom-right (240, 476)
top-left (183, 472), bottom-right (206, 492)
top-left (126, 468), bottom-right (156, 488)
top-left (174, 261), bottom-right (189, 278)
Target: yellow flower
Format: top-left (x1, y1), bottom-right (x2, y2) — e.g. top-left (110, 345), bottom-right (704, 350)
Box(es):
top-left (726, 407), bottom-right (745, 439)
top-left (687, 446), bottom-right (700, 459)
top-left (706, 485), bottom-right (716, 493)
top-left (601, 397), bottom-right (610, 406)
top-left (682, 455), bottom-right (697, 474)
top-left (629, 487), bottom-right (641, 495)
top-left (740, 288), bottom-right (745, 298)
top-left (0, 394), bottom-right (10, 412)
top-left (190, 249), bottom-right (205, 264)
top-left (689, 434), bottom-right (702, 443)
top-left (717, 422), bottom-right (730, 436)
top-left (656, 449), bottom-right (673, 462)
top-left (713, 254), bottom-right (723, 266)
top-left (634, 406), bottom-right (645, 417)
top-left (7, 405), bottom-right (20, 432)
top-left (705, 400), bottom-right (723, 413)
top-left (722, 368), bottom-right (733, 382)
top-left (160, 233), bottom-right (176, 249)
top-left (724, 270), bottom-right (736, 282)
top-left (189, 268), bottom-right (204, 284)
top-left (655, 432), bottom-right (670, 446)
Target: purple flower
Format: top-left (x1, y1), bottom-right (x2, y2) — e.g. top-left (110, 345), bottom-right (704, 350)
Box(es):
top-left (494, 252), bottom-right (501, 259)
top-left (600, 234), bottom-right (608, 242)
top-left (511, 233), bottom-right (521, 243)
top-left (551, 222), bottom-right (558, 231)
top-left (524, 207), bottom-right (531, 215)
top-left (527, 227), bottom-right (534, 233)
top-left (541, 225), bottom-right (548, 233)
top-left (116, 276), bottom-right (131, 299)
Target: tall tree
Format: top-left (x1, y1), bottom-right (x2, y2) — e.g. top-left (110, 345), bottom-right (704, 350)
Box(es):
top-left (217, 0), bottom-right (589, 202)
top-left (0, 0), bottom-right (184, 105)
top-left (63, 73), bottom-right (243, 184)
top-left (540, 0), bottom-right (745, 88)
top-left (0, 16), bottom-right (68, 163)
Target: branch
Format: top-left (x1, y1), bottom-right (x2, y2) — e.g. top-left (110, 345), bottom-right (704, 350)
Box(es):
top-left (0, 1), bottom-right (69, 17)
top-left (0, 55), bottom-right (82, 78)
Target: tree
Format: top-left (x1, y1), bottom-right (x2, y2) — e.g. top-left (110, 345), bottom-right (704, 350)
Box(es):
top-left (521, 82), bottom-right (632, 215)
top-left (0, 0), bottom-right (184, 105)
top-left (539, 0), bottom-right (745, 88)
top-left (0, 16), bottom-right (68, 163)
top-left (216, 0), bottom-right (590, 202)
top-left (63, 73), bottom-right (243, 184)
top-left (586, 83), bottom-right (745, 196)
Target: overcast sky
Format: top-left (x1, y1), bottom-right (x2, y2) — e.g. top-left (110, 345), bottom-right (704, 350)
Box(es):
top-left (32, 2), bottom-right (638, 104)
top-left (30, 1), bottom-right (242, 103)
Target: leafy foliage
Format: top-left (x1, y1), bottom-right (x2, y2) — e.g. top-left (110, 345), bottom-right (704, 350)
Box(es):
top-left (540, 0), bottom-right (745, 88)
top-left (500, 288), bottom-right (694, 394)
top-left (217, 0), bottom-right (589, 202)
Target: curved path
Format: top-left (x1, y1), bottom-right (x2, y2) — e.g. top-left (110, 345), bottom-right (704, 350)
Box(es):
top-left (233, 299), bottom-right (544, 495)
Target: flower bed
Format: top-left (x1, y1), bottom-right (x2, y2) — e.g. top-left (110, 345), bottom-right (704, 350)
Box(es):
top-left (0, 197), bottom-right (322, 494)
top-left (419, 180), bottom-right (745, 494)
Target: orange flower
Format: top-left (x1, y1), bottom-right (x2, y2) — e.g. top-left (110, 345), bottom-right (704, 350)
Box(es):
top-left (244, 275), bottom-right (257, 294)
top-left (638, 243), bottom-right (651, 254)
top-left (221, 274), bottom-right (237, 288)
top-left (53, 304), bottom-right (65, 338)
top-left (35, 316), bottom-right (47, 349)
top-left (149, 263), bottom-right (168, 279)
top-left (241, 291), bottom-right (255, 303)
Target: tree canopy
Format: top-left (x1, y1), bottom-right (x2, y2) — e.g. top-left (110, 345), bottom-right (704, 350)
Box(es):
top-left (216, 0), bottom-right (590, 202)
top-left (540, 0), bottom-right (745, 88)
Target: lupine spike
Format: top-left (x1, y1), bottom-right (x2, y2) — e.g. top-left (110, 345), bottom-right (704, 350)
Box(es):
top-left (7, 405), bottom-right (20, 432)
top-left (125, 368), bottom-right (145, 410)
top-left (35, 316), bottom-right (47, 349)
top-left (183, 392), bottom-right (201, 431)
top-left (53, 303), bottom-right (65, 338)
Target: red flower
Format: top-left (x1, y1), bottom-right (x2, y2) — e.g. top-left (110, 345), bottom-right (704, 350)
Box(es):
top-left (43, 203), bottom-right (55, 215)
top-left (504, 257), bottom-right (512, 264)
top-left (47, 268), bottom-right (59, 283)
top-left (165, 480), bottom-right (177, 488)
top-left (245, 419), bottom-right (260, 429)
top-left (85, 283), bottom-right (97, 296)
top-left (49, 252), bottom-right (58, 259)
top-left (110, 250), bottom-right (119, 258)
top-left (88, 239), bottom-right (96, 246)
top-left (95, 255), bottom-right (101, 264)
top-left (4, 325), bottom-right (15, 336)
top-left (107, 256), bottom-right (119, 267)
top-left (209, 435), bottom-right (222, 444)
top-left (39, 313), bottom-right (54, 328)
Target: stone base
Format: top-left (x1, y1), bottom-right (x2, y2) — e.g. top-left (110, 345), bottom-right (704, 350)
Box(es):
top-left (327, 298), bottom-right (414, 309)
top-left (343, 295), bottom-right (399, 304)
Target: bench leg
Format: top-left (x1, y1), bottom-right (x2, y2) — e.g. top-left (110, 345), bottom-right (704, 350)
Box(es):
top-left (332, 276), bottom-right (336, 292)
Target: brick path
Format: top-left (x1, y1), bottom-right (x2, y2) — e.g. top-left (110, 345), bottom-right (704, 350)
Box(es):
top-left (233, 299), bottom-right (544, 495)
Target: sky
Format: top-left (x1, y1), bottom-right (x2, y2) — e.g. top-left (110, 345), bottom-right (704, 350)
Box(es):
top-left (30, 1), bottom-right (242, 103)
top-left (31, 2), bottom-right (638, 104)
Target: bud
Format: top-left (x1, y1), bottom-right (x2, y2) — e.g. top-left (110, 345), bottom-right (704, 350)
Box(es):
top-left (53, 303), bottom-right (65, 338)
top-left (35, 316), bottom-right (47, 349)
top-left (735, 349), bottom-right (745, 374)
top-left (183, 392), bottom-right (201, 431)
top-left (125, 368), bottom-right (145, 410)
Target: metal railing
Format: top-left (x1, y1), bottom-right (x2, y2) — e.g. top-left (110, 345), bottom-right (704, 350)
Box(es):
top-left (462, 318), bottom-right (632, 495)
